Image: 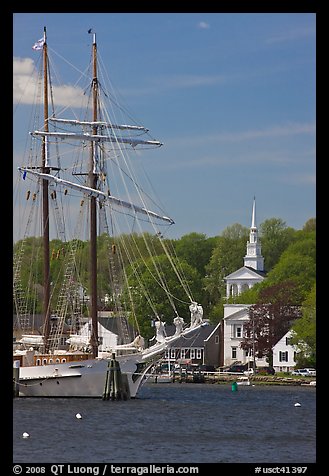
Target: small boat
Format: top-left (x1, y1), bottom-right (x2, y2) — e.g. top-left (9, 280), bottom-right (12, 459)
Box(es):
top-left (301, 380), bottom-right (316, 387)
top-left (13, 28), bottom-right (207, 399)
top-left (237, 376), bottom-right (251, 386)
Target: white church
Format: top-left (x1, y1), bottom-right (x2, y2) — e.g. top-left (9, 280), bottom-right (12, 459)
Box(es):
top-left (222, 197), bottom-right (296, 370)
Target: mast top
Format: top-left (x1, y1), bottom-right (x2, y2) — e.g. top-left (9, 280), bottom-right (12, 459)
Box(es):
top-left (88, 28), bottom-right (96, 45)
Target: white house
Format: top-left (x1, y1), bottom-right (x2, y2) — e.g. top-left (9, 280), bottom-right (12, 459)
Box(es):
top-left (223, 303), bottom-right (268, 367)
top-left (272, 330), bottom-right (297, 372)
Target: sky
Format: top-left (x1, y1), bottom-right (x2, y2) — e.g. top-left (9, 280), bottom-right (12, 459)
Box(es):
top-left (13, 12), bottom-right (316, 241)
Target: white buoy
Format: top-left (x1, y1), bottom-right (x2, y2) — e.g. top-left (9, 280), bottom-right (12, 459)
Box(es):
top-left (22, 432), bottom-right (30, 438)
top-left (294, 402), bottom-right (301, 407)
top-left (75, 413), bottom-right (82, 419)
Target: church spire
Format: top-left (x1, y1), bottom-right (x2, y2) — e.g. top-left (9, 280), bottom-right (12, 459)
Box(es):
top-left (251, 196), bottom-right (256, 229)
top-left (244, 196), bottom-right (264, 271)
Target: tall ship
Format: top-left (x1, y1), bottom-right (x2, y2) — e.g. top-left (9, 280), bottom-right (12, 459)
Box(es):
top-left (13, 28), bottom-right (206, 398)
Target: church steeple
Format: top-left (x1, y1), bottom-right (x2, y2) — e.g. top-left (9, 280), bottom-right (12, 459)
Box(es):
top-left (244, 196), bottom-right (264, 271)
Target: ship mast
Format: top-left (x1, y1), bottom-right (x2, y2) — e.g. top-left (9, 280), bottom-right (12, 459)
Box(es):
top-left (41, 27), bottom-right (51, 352)
top-left (89, 32), bottom-right (99, 358)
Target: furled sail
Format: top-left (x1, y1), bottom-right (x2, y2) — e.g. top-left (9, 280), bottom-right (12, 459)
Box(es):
top-left (48, 117), bottom-right (149, 132)
top-left (30, 131), bottom-right (163, 147)
top-left (18, 168), bottom-right (175, 225)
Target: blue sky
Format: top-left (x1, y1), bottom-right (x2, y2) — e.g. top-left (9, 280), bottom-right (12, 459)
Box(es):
top-left (13, 12), bottom-right (316, 240)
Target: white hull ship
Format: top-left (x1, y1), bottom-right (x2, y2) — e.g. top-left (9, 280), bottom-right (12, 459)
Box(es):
top-left (13, 28), bottom-right (206, 398)
top-left (16, 333), bottom-right (195, 398)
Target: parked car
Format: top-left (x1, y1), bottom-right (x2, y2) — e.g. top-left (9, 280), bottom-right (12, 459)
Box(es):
top-left (222, 363), bottom-right (247, 373)
top-left (303, 368), bottom-right (316, 376)
top-left (291, 368), bottom-right (316, 376)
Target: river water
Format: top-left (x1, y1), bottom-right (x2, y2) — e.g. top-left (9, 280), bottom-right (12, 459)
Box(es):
top-left (13, 383), bottom-right (316, 464)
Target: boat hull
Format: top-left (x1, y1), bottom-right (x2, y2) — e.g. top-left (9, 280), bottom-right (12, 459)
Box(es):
top-left (17, 354), bottom-right (154, 398)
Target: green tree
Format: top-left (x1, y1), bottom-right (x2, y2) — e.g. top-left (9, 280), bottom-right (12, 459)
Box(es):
top-left (291, 283), bottom-right (316, 367)
top-left (123, 254), bottom-right (202, 339)
top-left (204, 224), bottom-right (249, 320)
top-left (303, 217), bottom-right (316, 232)
top-left (241, 281), bottom-right (302, 365)
top-left (263, 230), bottom-right (316, 302)
top-left (174, 232), bottom-right (217, 277)
top-left (260, 218), bottom-right (296, 272)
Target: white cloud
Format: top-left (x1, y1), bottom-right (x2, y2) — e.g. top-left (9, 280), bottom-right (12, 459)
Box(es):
top-left (197, 21), bottom-right (210, 30)
top-left (266, 26), bottom-right (315, 44)
top-left (168, 122), bottom-right (316, 148)
top-left (280, 173), bottom-right (316, 185)
top-left (13, 56), bottom-right (86, 108)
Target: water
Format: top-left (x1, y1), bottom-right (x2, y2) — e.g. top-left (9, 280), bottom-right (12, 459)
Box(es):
top-left (13, 383), bottom-right (316, 464)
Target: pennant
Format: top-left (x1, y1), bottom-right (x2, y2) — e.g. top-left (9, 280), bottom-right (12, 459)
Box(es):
top-left (32, 38), bottom-right (45, 51)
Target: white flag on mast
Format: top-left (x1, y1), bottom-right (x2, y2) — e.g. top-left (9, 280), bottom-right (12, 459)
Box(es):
top-left (32, 38), bottom-right (45, 51)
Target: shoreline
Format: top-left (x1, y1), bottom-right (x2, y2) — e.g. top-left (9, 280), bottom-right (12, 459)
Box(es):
top-left (150, 373), bottom-right (317, 386)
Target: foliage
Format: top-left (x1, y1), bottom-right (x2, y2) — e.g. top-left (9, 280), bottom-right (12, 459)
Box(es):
top-left (303, 218), bottom-right (316, 232)
top-left (203, 224), bottom-right (249, 314)
top-left (261, 230), bottom-right (315, 303)
top-left (241, 281), bottom-right (302, 365)
top-left (259, 218), bottom-right (296, 272)
top-left (122, 254), bottom-right (203, 339)
top-left (173, 232), bottom-right (217, 277)
top-left (291, 283), bottom-right (316, 367)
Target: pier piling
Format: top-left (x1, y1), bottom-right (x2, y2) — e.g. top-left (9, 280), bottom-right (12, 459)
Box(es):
top-left (13, 360), bottom-right (20, 398)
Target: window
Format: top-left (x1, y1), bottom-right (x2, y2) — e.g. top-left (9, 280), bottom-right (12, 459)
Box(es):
top-left (190, 349), bottom-right (195, 359)
top-left (279, 351), bottom-right (288, 362)
top-left (231, 347), bottom-right (237, 359)
top-left (170, 348), bottom-right (176, 359)
top-left (235, 326), bottom-right (242, 338)
top-left (215, 335), bottom-right (219, 344)
top-left (180, 349), bottom-right (186, 360)
top-left (196, 349), bottom-right (202, 359)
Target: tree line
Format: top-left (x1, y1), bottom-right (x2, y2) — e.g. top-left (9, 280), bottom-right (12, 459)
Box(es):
top-left (14, 217), bottom-right (316, 366)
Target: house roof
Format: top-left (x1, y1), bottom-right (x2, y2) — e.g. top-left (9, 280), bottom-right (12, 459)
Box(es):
top-left (98, 316), bottom-right (136, 339)
top-left (13, 314), bottom-right (71, 333)
top-left (165, 324), bottom-right (218, 348)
